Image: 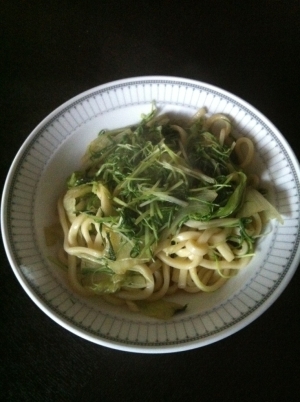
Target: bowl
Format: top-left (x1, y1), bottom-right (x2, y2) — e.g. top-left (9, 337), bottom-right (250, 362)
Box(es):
top-left (2, 76), bottom-right (300, 353)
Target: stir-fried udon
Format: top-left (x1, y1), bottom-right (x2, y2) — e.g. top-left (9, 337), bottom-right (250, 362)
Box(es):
top-left (55, 105), bottom-right (282, 319)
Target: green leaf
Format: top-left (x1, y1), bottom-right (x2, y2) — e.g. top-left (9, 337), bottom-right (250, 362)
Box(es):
top-left (135, 300), bottom-right (187, 320)
top-left (212, 172), bottom-right (247, 218)
top-left (236, 187), bottom-right (283, 223)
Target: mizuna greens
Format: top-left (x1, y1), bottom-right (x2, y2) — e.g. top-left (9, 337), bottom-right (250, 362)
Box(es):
top-left (56, 105), bottom-right (282, 319)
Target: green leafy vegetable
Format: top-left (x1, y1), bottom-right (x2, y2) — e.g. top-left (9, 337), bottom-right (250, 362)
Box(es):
top-left (81, 267), bottom-right (147, 294)
top-left (236, 187), bottom-right (283, 224)
top-left (64, 105), bottom-right (254, 262)
top-left (135, 299), bottom-right (187, 320)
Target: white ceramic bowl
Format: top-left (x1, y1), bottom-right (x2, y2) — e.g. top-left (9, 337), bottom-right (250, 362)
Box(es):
top-left (2, 76), bottom-right (300, 353)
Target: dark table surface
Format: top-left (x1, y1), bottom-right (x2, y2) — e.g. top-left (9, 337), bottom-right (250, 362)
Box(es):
top-left (1, 1), bottom-right (300, 401)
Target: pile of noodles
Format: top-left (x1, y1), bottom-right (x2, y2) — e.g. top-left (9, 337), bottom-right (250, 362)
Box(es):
top-left (55, 107), bottom-right (279, 316)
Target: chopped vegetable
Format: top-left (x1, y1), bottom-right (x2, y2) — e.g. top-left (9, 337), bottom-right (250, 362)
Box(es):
top-left (65, 105), bottom-right (253, 261)
top-left (135, 300), bottom-right (187, 320)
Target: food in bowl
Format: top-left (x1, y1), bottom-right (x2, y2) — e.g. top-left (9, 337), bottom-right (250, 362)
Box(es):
top-left (53, 103), bottom-right (282, 319)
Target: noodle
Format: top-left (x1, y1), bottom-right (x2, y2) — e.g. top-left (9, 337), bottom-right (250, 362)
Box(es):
top-left (54, 105), bottom-right (281, 318)
top-left (235, 137), bottom-right (255, 168)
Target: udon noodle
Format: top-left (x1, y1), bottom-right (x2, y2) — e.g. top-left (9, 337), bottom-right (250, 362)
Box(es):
top-left (55, 106), bottom-right (280, 318)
